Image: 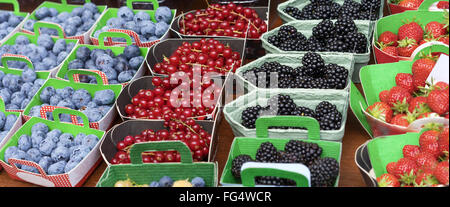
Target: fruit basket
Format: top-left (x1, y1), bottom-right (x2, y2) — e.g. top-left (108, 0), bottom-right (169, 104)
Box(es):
top-left (170, 3), bottom-right (269, 40)
top-left (96, 141), bottom-right (218, 187)
top-left (0, 0), bottom-right (29, 44)
top-left (0, 108), bottom-right (105, 187)
top-left (115, 76), bottom-right (224, 122)
top-left (56, 31), bottom-right (150, 86)
top-left (387, 0), bottom-right (449, 14)
top-left (350, 44), bottom-right (449, 138)
top-left (223, 88), bottom-right (350, 142)
top-left (147, 38), bottom-right (245, 77)
top-left (20, 0), bottom-right (107, 45)
top-left (418, 0), bottom-right (449, 11)
top-left (0, 22), bottom-right (79, 77)
top-left (89, 0), bottom-right (176, 48)
top-left (0, 55), bottom-right (51, 111)
top-left (260, 19), bottom-right (372, 83)
top-left (355, 128), bottom-right (449, 187)
top-left (99, 119), bottom-right (219, 165)
top-left (278, 0), bottom-right (384, 24)
top-left (234, 53), bottom-right (355, 92)
top-left (373, 10), bottom-right (448, 64)
top-left (0, 97), bottom-right (22, 151)
top-left (22, 70), bottom-right (123, 130)
top-left (220, 116), bottom-right (342, 187)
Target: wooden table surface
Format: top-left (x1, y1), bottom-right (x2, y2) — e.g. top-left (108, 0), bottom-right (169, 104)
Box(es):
top-left (0, 0), bottom-right (378, 187)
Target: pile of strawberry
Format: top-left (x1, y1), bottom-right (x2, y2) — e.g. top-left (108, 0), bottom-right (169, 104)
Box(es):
top-left (366, 52), bottom-right (449, 127)
top-left (389, 0), bottom-right (424, 10)
top-left (377, 12), bottom-right (449, 57)
top-left (377, 127), bottom-right (449, 187)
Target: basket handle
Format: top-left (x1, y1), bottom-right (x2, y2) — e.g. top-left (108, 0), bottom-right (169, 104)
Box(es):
top-left (417, 0), bottom-right (446, 11)
top-left (39, 105), bottom-right (78, 123)
top-left (67, 69), bottom-right (109, 85)
top-left (98, 31), bottom-right (133, 46)
top-left (7, 158), bottom-right (49, 176)
top-left (255, 116), bottom-right (321, 140)
top-left (129, 141), bottom-right (193, 164)
top-left (33, 21), bottom-right (66, 39)
top-left (52, 108), bottom-right (90, 129)
top-left (0, 97), bottom-right (6, 112)
top-left (106, 28), bottom-right (142, 45)
top-left (0, 0), bottom-right (20, 14)
top-left (127, 0), bottom-right (159, 10)
top-left (1, 54), bottom-right (34, 71)
top-left (60, 0), bottom-right (91, 5)
top-left (240, 162), bottom-right (311, 187)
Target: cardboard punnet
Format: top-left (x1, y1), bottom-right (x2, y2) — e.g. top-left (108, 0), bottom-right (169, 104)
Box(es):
top-left (170, 7), bottom-right (269, 40)
top-left (96, 141), bottom-right (218, 187)
top-left (20, 0), bottom-right (107, 45)
top-left (147, 38), bottom-right (246, 77)
top-left (234, 53), bottom-right (355, 92)
top-left (0, 108), bottom-right (105, 187)
top-left (1, 21), bottom-right (79, 77)
top-left (22, 70), bottom-right (123, 131)
top-left (0, 0), bottom-right (30, 45)
top-left (373, 10), bottom-right (448, 64)
top-left (223, 88), bottom-right (350, 142)
top-left (387, 0), bottom-right (448, 14)
top-left (89, 0), bottom-right (176, 48)
top-left (418, 0), bottom-right (450, 11)
top-left (350, 44), bottom-right (449, 138)
top-left (99, 119), bottom-right (220, 165)
top-left (56, 31), bottom-right (150, 86)
top-left (0, 98), bottom-right (22, 155)
top-left (220, 116), bottom-right (342, 187)
top-left (260, 20), bottom-right (372, 83)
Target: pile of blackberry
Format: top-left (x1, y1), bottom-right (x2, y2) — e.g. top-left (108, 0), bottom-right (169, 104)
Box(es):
top-left (268, 18), bottom-right (368, 54)
top-left (241, 94), bottom-right (342, 130)
top-left (230, 141), bottom-right (339, 187)
top-left (283, 0), bottom-right (380, 21)
top-left (242, 52), bottom-right (348, 89)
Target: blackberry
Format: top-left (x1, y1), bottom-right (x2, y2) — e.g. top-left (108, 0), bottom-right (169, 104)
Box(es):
top-left (255, 142), bottom-right (280, 163)
top-left (344, 32), bottom-right (368, 54)
top-left (284, 140), bottom-right (323, 166)
top-left (255, 176), bottom-right (296, 186)
top-left (312, 4), bottom-right (336, 20)
top-left (315, 101), bottom-right (342, 130)
top-left (334, 17), bottom-right (357, 35)
top-left (278, 151), bottom-right (302, 163)
top-left (325, 36), bottom-right (349, 52)
top-left (241, 105), bottom-right (263, 129)
top-left (284, 6), bottom-right (303, 20)
top-left (306, 36), bottom-right (327, 52)
top-left (302, 52), bottom-right (325, 77)
top-left (324, 64), bottom-right (349, 89)
top-left (309, 157), bottom-right (340, 187)
top-left (312, 19), bottom-right (335, 40)
top-left (267, 35), bottom-right (282, 47)
top-left (267, 94), bottom-right (296, 115)
top-left (310, 0), bottom-right (332, 4)
top-left (359, 0), bottom-right (381, 13)
top-left (339, 0), bottom-right (361, 19)
top-left (231, 154), bottom-right (253, 178)
top-left (292, 106), bottom-right (316, 118)
top-left (278, 25), bottom-right (298, 39)
top-left (358, 10), bottom-right (379, 21)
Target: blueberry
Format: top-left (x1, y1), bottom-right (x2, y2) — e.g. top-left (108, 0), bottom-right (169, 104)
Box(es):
top-left (81, 10), bottom-right (93, 22)
top-left (93, 89), bottom-right (115, 105)
top-left (155, 21), bottom-right (169, 38)
top-left (40, 86), bottom-right (56, 104)
top-left (56, 51), bottom-right (69, 65)
top-left (29, 105), bottom-right (42, 118)
top-left (56, 12), bottom-right (70, 23)
top-left (18, 134), bottom-right (32, 151)
top-left (90, 49), bottom-right (106, 62)
top-left (20, 99), bottom-right (30, 109)
top-left (0, 11), bottom-right (10, 22)
top-left (31, 131), bottom-right (45, 148)
top-left (115, 61), bottom-right (130, 72)
top-left (21, 165), bottom-right (39, 173)
top-left (67, 16), bottom-right (82, 27)
top-left (85, 59), bottom-right (97, 70)
top-left (129, 56), bottom-right (144, 70)
top-left (7, 14), bottom-right (21, 27)
top-left (191, 177), bottom-right (206, 187)
top-left (48, 8), bottom-right (58, 17)
top-left (83, 2), bottom-right (98, 14)
top-left (124, 21), bottom-right (139, 32)
top-left (57, 99), bottom-right (76, 109)
top-left (52, 39), bottom-right (66, 54)
top-left (107, 17), bottom-right (125, 28)
top-left (76, 46), bottom-right (91, 61)
top-left (0, 131), bottom-right (9, 142)
top-left (37, 34), bottom-right (54, 50)
top-left (149, 181), bottom-right (161, 187)
top-left (68, 59), bottom-right (85, 70)
top-left (27, 86), bottom-right (41, 99)
top-left (8, 149), bottom-right (30, 168)
top-left (3, 114), bottom-right (17, 131)
top-left (46, 129), bottom-right (62, 143)
top-left (155, 6), bottom-right (173, 24)
top-left (66, 42), bottom-right (76, 53)
top-left (64, 159), bottom-right (80, 173)
top-left (56, 87), bottom-right (74, 99)
top-left (71, 89), bottom-right (91, 109)
top-left (81, 19), bottom-right (96, 32)
top-left (51, 146), bottom-right (70, 162)
top-left (71, 7), bottom-right (83, 17)
top-left (95, 54), bottom-right (114, 70)
top-left (74, 133), bottom-right (86, 146)
top-left (117, 6), bottom-right (134, 21)
top-left (0, 88), bottom-right (11, 104)
top-left (133, 11), bottom-right (150, 25)
top-left (4, 146), bottom-right (18, 164)
top-left (123, 45), bottom-right (141, 59)
top-left (118, 70), bottom-right (134, 83)
top-left (140, 21), bottom-right (155, 37)
top-left (10, 92), bottom-right (25, 107)
top-left (0, 112), bottom-right (6, 129)
top-left (26, 148), bottom-right (42, 163)
top-left (70, 145), bottom-right (90, 162)
top-left (15, 35), bottom-right (30, 45)
top-left (47, 160), bottom-right (66, 175)
top-left (21, 68), bottom-right (37, 83)
top-left (102, 67), bottom-right (118, 81)
top-left (38, 156), bottom-right (53, 174)
top-left (83, 107), bottom-right (103, 122)
top-left (3, 74), bottom-right (20, 92)
top-left (159, 176), bottom-right (174, 187)
top-left (5, 103), bottom-right (19, 110)
top-left (49, 95), bottom-right (62, 106)
top-left (98, 105), bottom-right (112, 116)
top-left (35, 7), bottom-right (50, 20)
top-left (32, 122), bottom-right (49, 135)
top-left (38, 138), bottom-right (56, 156)
top-left (81, 134), bottom-right (99, 150)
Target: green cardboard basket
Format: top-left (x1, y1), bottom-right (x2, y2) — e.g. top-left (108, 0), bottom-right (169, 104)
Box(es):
top-left (418, 0), bottom-right (449, 11)
top-left (223, 88), bottom-right (349, 142)
top-left (260, 20), bottom-right (372, 83)
top-left (23, 70), bottom-right (123, 130)
top-left (350, 44), bottom-right (449, 138)
top-left (96, 141), bottom-right (218, 187)
top-left (0, 108), bottom-right (105, 187)
top-left (220, 116), bottom-right (342, 187)
top-left (90, 0), bottom-right (176, 47)
top-left (234, 53), bottom-right (355, 92)
top-left (56, 31), bottom-right (150, 85)
top-left (0, 0), bottom-right (30, 44)
top-left (21, 0), bottom-right (107, 44)
top-left (0, 97), bottom-right (22, 150)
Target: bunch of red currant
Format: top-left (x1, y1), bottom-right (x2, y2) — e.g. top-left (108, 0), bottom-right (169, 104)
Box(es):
top-left (124, 76), bottom-right (222, 120)
top-left (111, 117), bottom-right (212, 164)
top-left (152, 38), bottom-right (242, 76)
top-left (179, 3), bottom-right (267, 39)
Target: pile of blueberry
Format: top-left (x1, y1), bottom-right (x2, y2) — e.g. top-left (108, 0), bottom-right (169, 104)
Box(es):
top-left (28, 86), bottom-right (116, 123)
top-left (3, 122), bottom-right (99, 175)
top-left (93, 6), bottom-right (173, 43)
top-left (66, 44), bottom-right (144, 84)
top-left (23, 2), bottom-right (102, 37)
top-left (0, 11), bottom-right (25, 40)
top-left (0, 34), bottom-right (75, 71)
top-left (0, 69), bottom-right (46, 110)
top-left (0, 111), bottom-right (18, 142)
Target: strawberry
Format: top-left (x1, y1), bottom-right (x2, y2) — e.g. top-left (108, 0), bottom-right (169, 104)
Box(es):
top-left (419, 130), bottom-right (440, 146)
top-left (427, 89), bottom-right (450, 115)
top-left (386, 161), bottom-right (397, 175)
top-left (408, 96), bottom-right (431, 113)
top-left (398, 20), bottom-right (424, 44)
top-left (397, 38), bottom-right (419, 57)
top-left (395, 73), bottom-right (415, 93)
top-left (425, 21), bottom-right (446, 39)
top-left (437, 35), bottom-right (449, 45)
top-left (414, 171), bottom-right (439, 186)
top-left (379, 90), bottom-right (390, 103)
top-left (411, 55), bottom-right (437, 88)
top-left (366, 102), bottom-right (393, 123)
top-left (418, 36), bottom-right (436, 45)
top-left (390, 113), bottom-right (414, 127)
top-left (376, 42), bottom-right (399, 56)
top-left (378, 31), bottom-right (398, 47)
top-left (420, 139), bottom-right (441, 159)
top-left (438, 127), bottom-right (449, 159)
top-left (377, 173), bottom-right (400, 187)
top-left (403, 145), bottom-right (421, 159)
top-left (398, 0), bottom-right (423, 9)
top-left (395, 157), bottom-right (418, 184)
top-left (417, 112), bottom-right (440, 119)
top-left (433, 160), bottom-right (449, 185)
top-left (388, 86), bottom-right (412, 114)
top-left (415, 152), bottom-right (439, 172)
top-left (437, 1), bottom-right (449, 9)
top-left (434, 81), bottom-right (449, 92)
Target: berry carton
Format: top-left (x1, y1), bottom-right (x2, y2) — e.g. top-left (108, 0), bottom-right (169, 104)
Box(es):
top-left (0, 98), bottom-right (22, 156)
top-left (96, 141), bottom-right (218, 187)
top-left (387, 0), bottom-right (448, 14)
top-left (220, 116), bottom-right (342, 187)
top-left (0, 0), bottom-right (30, 44)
